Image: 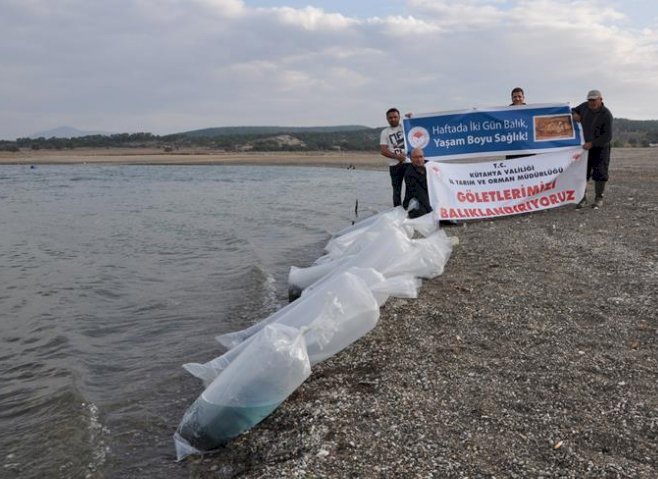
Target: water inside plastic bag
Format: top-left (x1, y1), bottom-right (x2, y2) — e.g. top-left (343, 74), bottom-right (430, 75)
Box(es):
top-left (178, 396), bottom-right (280, 450)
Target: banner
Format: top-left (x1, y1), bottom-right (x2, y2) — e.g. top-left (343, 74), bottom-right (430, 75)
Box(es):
top-left (426, 147), bottom-right (587, 220)
top-left (403, 103), bottom-right (583, 160)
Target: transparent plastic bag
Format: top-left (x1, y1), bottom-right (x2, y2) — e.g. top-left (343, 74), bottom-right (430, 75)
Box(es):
top-left (407, 229), bottom-right (454, 279)
top-left (174, 323), bottom-right (311, 460)
top-left (321, 209), bottom-right (408, 262)
top-left (318, 208), bottom-right (438, 267)
top-left (329, 206), bottom-right (406, 239)
top-left (216, 267), bottom-right (384, 351)
top-left (184, 268), bottom-right (420, 385)
top-left (291, 210), bottom-right (443, 296)
top-left (402, 210), bottom-right (440, 238)
top-left (289, 223), bottom-right (414, 293)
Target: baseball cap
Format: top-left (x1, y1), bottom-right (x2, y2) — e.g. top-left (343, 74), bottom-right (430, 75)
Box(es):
top-left (587, 89), bottom-right (602, 100)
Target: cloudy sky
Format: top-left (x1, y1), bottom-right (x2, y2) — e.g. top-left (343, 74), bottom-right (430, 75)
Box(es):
top-left (1, 0), bottom-right (657, 140)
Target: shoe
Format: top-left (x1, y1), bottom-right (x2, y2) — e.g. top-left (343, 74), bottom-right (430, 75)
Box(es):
top-left (439, 220), bottom-right (460, 227)
top-left (592, 197), bottom-right (603, 209)
top-left (576, 197), bottom-right (588, 209)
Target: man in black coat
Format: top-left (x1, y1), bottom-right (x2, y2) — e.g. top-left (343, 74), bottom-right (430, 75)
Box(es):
top-left (403, 147), bottom-right (433, 218)
top-left (572, 89), bottom-right (613, 209)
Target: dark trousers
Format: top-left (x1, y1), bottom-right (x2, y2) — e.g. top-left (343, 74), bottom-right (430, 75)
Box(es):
top-left (586, 146), bottom-right (611, 182)
top-left (389, 163), bottom-right (408, 207)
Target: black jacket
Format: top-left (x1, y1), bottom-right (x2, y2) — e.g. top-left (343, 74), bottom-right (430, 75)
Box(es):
top-left (572, 102), bottom-right (613, 147)
top-left (403, 164), bottom-right (433, 218)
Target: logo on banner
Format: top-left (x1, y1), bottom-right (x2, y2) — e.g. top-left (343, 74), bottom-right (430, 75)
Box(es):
top-left (407, 127), bottom-right (430, 149)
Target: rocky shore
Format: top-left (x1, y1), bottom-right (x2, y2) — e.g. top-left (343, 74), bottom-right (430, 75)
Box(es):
top-left (171, 149), bottom-right (656, 478)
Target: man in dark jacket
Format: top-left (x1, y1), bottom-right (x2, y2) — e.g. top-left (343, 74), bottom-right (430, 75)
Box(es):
top-left (572, 90), bottom-right (613, 208)
top-left (403, 148), bottom-right (433, 218)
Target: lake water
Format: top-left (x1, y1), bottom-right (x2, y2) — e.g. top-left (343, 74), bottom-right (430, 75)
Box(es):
top-left (0, 164), bottom-right (390, 478)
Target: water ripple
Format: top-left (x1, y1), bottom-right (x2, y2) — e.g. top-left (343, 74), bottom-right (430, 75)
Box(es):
top-left (0, 164), bottom-right (390, 477)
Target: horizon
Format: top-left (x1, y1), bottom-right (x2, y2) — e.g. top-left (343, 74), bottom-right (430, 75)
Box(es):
top-left (10, 114), bottom-right (657, 142)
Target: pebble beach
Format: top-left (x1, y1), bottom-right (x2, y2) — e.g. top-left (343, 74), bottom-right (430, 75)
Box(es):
top-left (180, 148), bottom-right (657, 479)
top-left (3, 147), bottom-right (656, 478)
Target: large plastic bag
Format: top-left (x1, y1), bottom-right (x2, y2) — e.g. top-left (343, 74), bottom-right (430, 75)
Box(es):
top-left (289, 223), bottom-right (453, 297)
top-left (216, 267), bottom-right (385, 352)
top-left (288, 222), bottom-right (413, 293)
top-left (329, 206), bottom-right (407, 239)
top-left (403, 210), bottom-right (441, 238)
top-left (289, 211), bottom-right (443, 298)
top-left (174, 323), bottom-right (311, 460)
top-left (381, 229), bottom-right (454, 280)
top-left (320, 208), bottom-right (408, 262)
top-left (184, 269), bottom-right (420, 386)
top-left (318, 208), bottom-right (439, 266)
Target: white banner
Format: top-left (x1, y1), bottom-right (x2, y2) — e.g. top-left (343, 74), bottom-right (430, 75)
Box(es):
top-left (426, 147), bottom-right (587, 220)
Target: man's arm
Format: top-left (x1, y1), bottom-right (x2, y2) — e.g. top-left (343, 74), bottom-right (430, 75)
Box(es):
top-left (379, 144), bottom-right (406, 161)
top-left (402, 170), bottom-right (414, 209)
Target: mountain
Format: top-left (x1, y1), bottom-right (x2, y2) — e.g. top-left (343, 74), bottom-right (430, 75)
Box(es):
top-left (29, 126), bottom-right (114, 139)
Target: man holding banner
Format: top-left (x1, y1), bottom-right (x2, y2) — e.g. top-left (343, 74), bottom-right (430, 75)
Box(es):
top-left (510, 87), bottom-right (526, 106)
top-left (506, 87), bottom-right (534, 160)
top-left (403, 103), bottom-right (587, 220)
top-left (403, 148), bottom-right (432, 219)
top-left (572, 90), bottom-right (613, 209)
top-left (379, 108), bottom-right (409, 207)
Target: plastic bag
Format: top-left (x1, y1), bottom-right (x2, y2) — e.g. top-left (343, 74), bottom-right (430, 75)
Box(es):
top-left (216, 267), bottom-right (385, 351)
top-left (288, 222), bottom-right (414, 293)
top-left (185, 268), bottom-right (421, 386)
top-left (174, 323), bottom-right (311, 460)
top-left (402, 210), bottom-right (440, 238)
top-left (406, 229), bottom-right (454, 279)
top-left (321, 209), bottom-right (407, 262)
top-left (329, 206), bottom-right (407, 239)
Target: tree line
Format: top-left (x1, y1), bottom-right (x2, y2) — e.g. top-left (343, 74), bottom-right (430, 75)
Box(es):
top-left (1, 119), bottom-right (657, 152)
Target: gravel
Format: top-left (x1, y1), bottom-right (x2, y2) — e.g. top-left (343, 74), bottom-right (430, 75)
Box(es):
top-left (181, 149), bottom-right (658, 478)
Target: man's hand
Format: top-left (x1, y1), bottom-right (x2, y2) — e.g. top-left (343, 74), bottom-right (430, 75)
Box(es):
top-left (583, 141), bottom-right (593, 150)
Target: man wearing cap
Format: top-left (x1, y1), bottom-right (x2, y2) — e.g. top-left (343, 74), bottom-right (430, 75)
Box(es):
top-left (572, 90), bottom-right (613, 208)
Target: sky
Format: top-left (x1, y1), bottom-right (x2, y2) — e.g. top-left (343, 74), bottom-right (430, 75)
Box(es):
top-left (1, 0), bottom-right (657, 140)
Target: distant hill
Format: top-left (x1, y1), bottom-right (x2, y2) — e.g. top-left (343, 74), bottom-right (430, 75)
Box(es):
top-left (614, 118), bottom-right (658, 147)
top-left (30, 126), bottom-right (114, 139)
top-left (175, 125), bottom-right (372, 137)
top-left (4, 119), bottom-right (656, 152)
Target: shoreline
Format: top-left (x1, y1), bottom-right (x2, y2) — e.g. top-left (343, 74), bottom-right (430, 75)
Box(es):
top-left (174, 148), bottom-right (657, 478)
top-left (0, 149), bottom-right (387, 170)
top-left (1, 147), bottom-right (655, 170)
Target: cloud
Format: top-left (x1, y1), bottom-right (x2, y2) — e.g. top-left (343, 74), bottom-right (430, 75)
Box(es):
top-left (0, 0), bottom-right (657, 139)
top-left (274, 6), bottom-right (356, 30)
